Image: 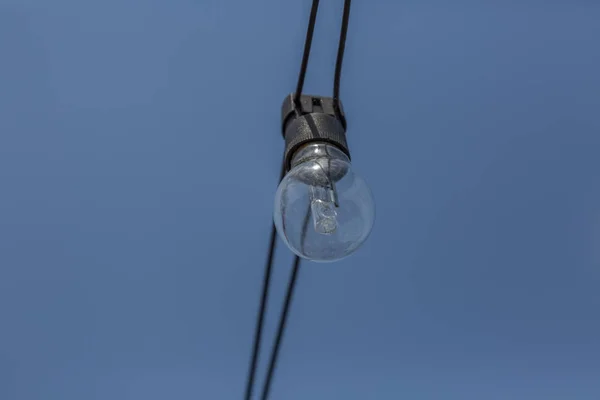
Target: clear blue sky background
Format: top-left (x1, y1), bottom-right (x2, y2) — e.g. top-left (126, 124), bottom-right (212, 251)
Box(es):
top-left (1, 1), bottom-right (599, 399)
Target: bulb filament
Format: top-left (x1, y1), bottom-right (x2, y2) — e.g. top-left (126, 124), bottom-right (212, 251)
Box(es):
top-left (310, 185), bottom-right (338, 235)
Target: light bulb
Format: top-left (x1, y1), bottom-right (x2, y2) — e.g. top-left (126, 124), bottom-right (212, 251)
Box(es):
top-left (274, 142), bottom-right (375, 262)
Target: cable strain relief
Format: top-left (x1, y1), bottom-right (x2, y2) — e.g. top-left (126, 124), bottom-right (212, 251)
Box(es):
top-left (281, 94), bottom-right (347, 135)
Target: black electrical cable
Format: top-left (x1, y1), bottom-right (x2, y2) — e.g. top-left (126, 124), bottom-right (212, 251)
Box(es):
top-left (259, 255), bottom-right (301, 400)
top-left (245, 3), bottom-right (321, 396)
top-left (258, 206), bottom-right (309, 400)
top-left (245, 0), bottom-right (353, 398)
top-left (333, 0), bottom-right (352, 117)
top-left (243, 161), bottom-right (286, 400)
top-left (294, 0), bottom-right (320, 107)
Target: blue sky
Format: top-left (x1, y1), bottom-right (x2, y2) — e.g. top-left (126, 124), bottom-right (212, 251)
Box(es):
top-left (1, 1), bottom-right (599, 399)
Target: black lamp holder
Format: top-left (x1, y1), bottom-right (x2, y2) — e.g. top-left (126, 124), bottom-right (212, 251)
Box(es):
top-left (281, 94), bottom-right (350, 172)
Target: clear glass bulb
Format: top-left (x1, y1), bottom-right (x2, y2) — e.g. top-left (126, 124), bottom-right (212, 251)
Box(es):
top-left (274, 142), bottom-right (375, 262)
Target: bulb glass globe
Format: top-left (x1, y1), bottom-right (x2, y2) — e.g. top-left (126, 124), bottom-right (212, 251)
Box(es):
top-left (274, 142), bottom-right (375, 262)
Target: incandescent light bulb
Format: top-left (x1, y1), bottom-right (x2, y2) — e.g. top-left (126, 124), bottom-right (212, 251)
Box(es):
top-left (273, 94), bottom-right (375, 263)
top-left (274, 142), bottom-right (375, 262)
